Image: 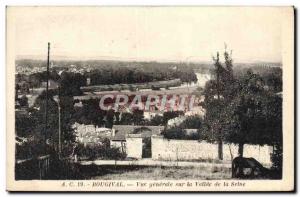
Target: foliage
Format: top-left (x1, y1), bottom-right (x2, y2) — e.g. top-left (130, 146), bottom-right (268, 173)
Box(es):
top-left (15, 90), bottom-right (77, 158)
top-left (161, 127), bottom-right (200, 140)
top-left (179, 115), bottom-right (202, 129)
top-left (149, 115), bottom-right (164, 126)
top-left (271, 143), bottom-right (282, 178)
top-left (201, 47), bottom-right (282, 158)
top-left (224, 70), bottom-right (282, 147)
top-left (73, 99), bottom-right (105, 126)
top-left (60, 72), bottom-right (86, 96)
top-left (17, 95), bottom-right (29, 108)
top-left (75, 142), bottom-right (126, 160)
top-left (201, 48), bottom-right (235, 159)
top-left (28, 91), bottom-right (59, 142)
top-left (15, 114), bottom-right (35, 137)
top-left (163, 111), bottom-right (184, 124)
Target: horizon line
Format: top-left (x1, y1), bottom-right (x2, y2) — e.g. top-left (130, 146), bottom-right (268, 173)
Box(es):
top-left (15, 54), bottom-right (282, 65)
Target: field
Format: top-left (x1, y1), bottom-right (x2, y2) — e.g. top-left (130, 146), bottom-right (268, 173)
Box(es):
top-left (87, 165), bottom-right (231, 180)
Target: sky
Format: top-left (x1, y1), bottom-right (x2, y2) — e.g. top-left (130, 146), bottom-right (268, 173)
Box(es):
top-left (8, 7), bottom-right (286, 63)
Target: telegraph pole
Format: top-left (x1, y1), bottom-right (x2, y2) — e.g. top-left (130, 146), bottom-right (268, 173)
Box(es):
top-left (44, 42), bottom-right (50, 152)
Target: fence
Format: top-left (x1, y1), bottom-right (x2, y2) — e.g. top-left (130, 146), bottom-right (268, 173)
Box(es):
top-left (15, 155), bottom-right (51, 180)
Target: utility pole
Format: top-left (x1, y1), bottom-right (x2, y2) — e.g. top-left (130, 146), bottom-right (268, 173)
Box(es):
top-left (44, 42), bottom-right (50, 153)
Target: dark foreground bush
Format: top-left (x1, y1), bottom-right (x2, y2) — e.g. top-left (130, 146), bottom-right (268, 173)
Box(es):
top-left (76, 143), bottom-right (126, 160)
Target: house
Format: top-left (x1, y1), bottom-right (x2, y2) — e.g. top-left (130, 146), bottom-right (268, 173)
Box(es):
top-left (72, 122), bottom-right (112, 146)
top-left (110, 125), bottom-right (164, 157)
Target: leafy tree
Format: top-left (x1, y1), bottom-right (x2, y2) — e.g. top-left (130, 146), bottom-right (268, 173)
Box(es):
top-left (202, 47), bottom-right (282, 161)
top-left (60, 72), bottom-right (86, 96)
top-left (18, 95), bottom-right (29, 107)
top-left (163, 111), bottom-right (184, 125)
top-left (27, 91), bottom-right (59, 154)
top-left (225, 70), bottom-right (282, 156)
top-left (179, 115), bottom-right (202, 129)
top-left (202, 47), bottom-right (235, 160)
top-left (132, 109), bottom-right (145, 125)
top-left (120, 112), bottom-right (134, 125)
top-left (15, 114), bottom-right (34, 137)
top-left (161, 127), bottom-right (200, 140)
top-left (149, 115), bottom-right (164, 126)
top-left (105, 109), bottom-right (115, 128)
top-left (73, 99), bottom-right (105, 126)
top-left (59, 96), bottom-right (76, 143)
top-left (161, 127), bottom-right (186, 139)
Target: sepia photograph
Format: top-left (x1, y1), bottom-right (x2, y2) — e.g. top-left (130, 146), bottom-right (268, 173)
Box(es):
top-left (6, 6), bottom-right (294, 191)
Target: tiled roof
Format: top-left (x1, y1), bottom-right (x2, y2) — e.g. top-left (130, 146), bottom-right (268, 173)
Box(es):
top-left (111, 125), bottom-right (164, 141)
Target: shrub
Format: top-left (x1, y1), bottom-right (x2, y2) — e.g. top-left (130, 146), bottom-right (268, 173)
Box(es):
top-left (75, 143), bottom-right (126, 160)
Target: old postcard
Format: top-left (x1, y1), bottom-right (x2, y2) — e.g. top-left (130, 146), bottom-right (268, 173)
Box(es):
top-left (6, 6), bottom-right (294, 192)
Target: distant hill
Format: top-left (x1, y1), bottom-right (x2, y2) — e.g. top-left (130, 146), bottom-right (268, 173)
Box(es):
top-left (15, 58), bottom-right (281, 75)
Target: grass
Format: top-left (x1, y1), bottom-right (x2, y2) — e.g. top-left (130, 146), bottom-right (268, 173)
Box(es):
top-left (91, 165), bottom-right (231, 180)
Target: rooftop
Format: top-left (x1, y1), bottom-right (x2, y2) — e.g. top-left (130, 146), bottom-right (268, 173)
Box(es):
top-left (111, 125), bottom-right (164, 141)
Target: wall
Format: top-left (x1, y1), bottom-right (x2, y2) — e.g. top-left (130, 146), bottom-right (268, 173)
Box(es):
top-left (151, 136), bottom-right (273, 165)
top-left (126, 135), bottom-right (143, 159)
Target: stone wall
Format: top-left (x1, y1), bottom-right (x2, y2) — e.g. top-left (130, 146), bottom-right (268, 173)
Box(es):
top-left (151, 136), bottom-right (273, 165)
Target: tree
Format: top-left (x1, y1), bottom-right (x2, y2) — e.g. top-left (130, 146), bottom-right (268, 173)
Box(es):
top-left (161, 127), bottom-right (200, 140)
top-left (225, 70), bottom-right (282, 157)
top-left (28, 91), bottom-right (59, 154)
top-left (161, 127), bottom-right (186, 139)
top-left (73, 99), bottom-right (105, 126)
top-left (202, 46), bottom-right (235, 160)
top-left (59, 96), bottom-right (76, 143)
top-left (18, 95), bottom-right (29, 107)
top-left (132, 109), bottom-right (144, 125)
top-left (15, 113), bottom-right (34, 137)
top-left (163, 111), bottom-right (184, 125)
top-left (120, 112), bottom-right (134, 125)
top-left (60, 72), bottom-right (86, 96)
top-left (105, 109), bottom-right (115, 128)
top-left (179, 115), bottom-right (202, 129)
top-left (149, 115), bottom-right (164, 126)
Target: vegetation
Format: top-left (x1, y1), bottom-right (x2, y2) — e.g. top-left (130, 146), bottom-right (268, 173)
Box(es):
top-left (15, 57), bottom-right (282, 174)
top-left (201, 47), bottom-right (282, 164)
top-left (75, 141), bottom-right (126, 160)
top-left (89, 165), bottom-right (231, 180)
top-left (161, 127), bottom-right (199, 140)
top-left (16, 60), bottom-right (198, 96)
top-left (161, 115), bottom-right (203, 140)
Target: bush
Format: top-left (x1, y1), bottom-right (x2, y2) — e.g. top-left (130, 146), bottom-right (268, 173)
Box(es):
top-left (271, 143), bottom-right (282, 178)
top-left (75, 143), bottom-right (126, 160)
top-left (161, 127), bottom-right (200, 140)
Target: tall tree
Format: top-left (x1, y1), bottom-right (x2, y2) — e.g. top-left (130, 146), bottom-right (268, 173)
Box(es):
top-left (202, 47), bottom-right (235, 160)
